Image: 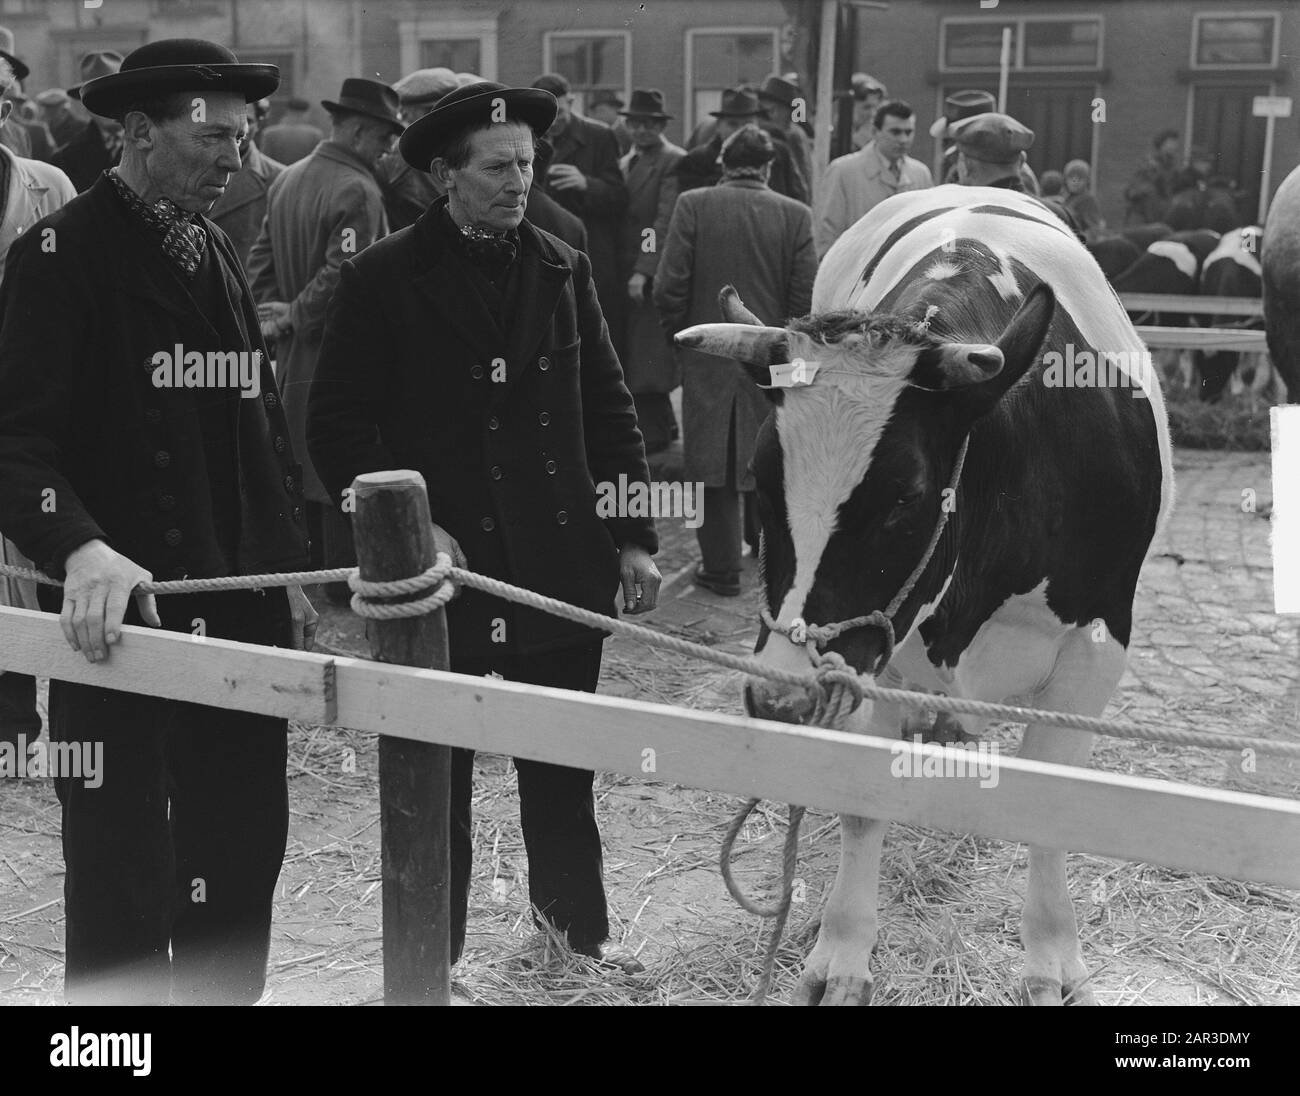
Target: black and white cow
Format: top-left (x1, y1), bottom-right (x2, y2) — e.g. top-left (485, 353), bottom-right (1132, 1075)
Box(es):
top-left (676, 185), bottom-right (1174, 1006)
top-left (1263, 163), bottom-right (1300, 403)
top-left (1194, 227), bottom-right (1281, 404)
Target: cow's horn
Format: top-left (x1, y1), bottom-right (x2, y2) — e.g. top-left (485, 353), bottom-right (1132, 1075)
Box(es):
top-left (719, 285), bottom-right (764, 326)
top-left (674, 323), bottom-right (788, 366)
top-left (937, 342), bottom-right (1004, 386)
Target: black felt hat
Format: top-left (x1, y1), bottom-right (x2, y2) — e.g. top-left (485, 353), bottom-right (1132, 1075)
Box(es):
top-left (80, 39), bottom-right (279, 119)
top-left (322, 77), bottom-right (404, 133)
top-left (399, 80), bottom-right (557, 171)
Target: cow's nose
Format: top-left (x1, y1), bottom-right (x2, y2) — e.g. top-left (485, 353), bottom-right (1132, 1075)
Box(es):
top-left (744, 676), bottom-right (816, 725)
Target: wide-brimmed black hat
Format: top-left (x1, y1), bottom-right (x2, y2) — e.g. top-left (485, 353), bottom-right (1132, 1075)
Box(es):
top-left (322, 77), bottom-right (403, 133)
top-left (757, 74), bottom-right (801, 108)
top-left (710, 87), bottom-right (765, 119)
top-left (0, 26), bottom-right (29, 83)
top-left (400, 80), bottom-right (557, 171)
top-left (81, 39), bottom-right (278, 119)
top-left (619, 88), bottom-right (671, 120)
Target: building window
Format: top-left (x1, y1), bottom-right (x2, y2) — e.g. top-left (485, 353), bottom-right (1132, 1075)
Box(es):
top-left (398, 16), bottom-right (497, 81)
top-left (543, 31), bottom-right (630, 116)
top-left (941, 15), bottom-right (1102, 72)
top-left (0, 0), bottom-right (47, 13)
top-left (684, 27), bottom-right (779, 134)
top-left (1192, 12), bottom-right (1278, 68)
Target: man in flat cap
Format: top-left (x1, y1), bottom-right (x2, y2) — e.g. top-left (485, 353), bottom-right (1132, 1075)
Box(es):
top-left (934, 90), bottom-right (1038, 193)
top-left (36, 88), bottom-right (82, 151)
top-left (308, 80), bottom-right (660, 972)
top-left (257, 95), bottom-right (322, 165)
top-left (0, 38), bottom-right (315, 1004)
top-left (50, 51), bottom-right (125, 192)
top-left (588, 88), bottom-right (632, 155)
top-left (953, 112), bottom-right (1080, 235)
top-left (248, 78), bottom-right (402, 600)
top-left (378, 67), bottom-right (459, 231)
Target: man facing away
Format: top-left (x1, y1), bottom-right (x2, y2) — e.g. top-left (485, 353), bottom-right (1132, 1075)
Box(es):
top-left (256, 95), bottom-right (322, 165)
top-left (0, 38), bottom-right (316, 1005)
top-left (816, 98), bottom-right (931, 259)
top-left (307, 80), bottom-right (660, 971)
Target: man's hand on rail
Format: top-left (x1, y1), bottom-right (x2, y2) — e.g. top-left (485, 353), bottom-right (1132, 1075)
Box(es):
top-left (286, 584), bottom-right (318, 651)
top-left (619, 544), bottom-right (661, 615)
top-left (61, 539), bottom-right (161, 662)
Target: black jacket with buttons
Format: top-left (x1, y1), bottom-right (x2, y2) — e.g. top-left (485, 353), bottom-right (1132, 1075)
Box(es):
top-left (308, 197), bottom-right (657, 657)
top-left (0, 175), bottom-right (310, 600)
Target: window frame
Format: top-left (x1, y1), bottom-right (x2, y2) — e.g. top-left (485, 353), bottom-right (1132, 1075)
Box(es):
top-left (397, 15), bottom-right (498, 81)
top-left (542, 28), bottom-right (632, 117)
top-left (683, 25), bottom-right (780, 136)
top-left (1190, 10), bottom-right (1280, 70)
top-left (939, 13), bottom-right (1105, 74)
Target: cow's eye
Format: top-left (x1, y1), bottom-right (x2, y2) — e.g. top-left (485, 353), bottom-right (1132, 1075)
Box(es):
top-left (894, 490), bottom-right (922, 509)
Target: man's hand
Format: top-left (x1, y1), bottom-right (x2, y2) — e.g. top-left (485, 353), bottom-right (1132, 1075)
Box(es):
top-left (431, 524), bottom-right (468, 602)
top-left (619, 544), bottom-right (660, 615)
top-left (626, 272), bottom-right (647, 303)
top-left (286, 584), bottom-right (318, 651)
top-left (258, 301), bottom-right (291, 340)
top-left (547, 163), bottom-right (588, 193)
top-left (61, 539), bottom-right (161, 662)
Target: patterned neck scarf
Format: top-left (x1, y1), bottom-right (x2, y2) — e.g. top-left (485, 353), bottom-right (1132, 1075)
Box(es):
top-left (105, 169), bottom-right (207, 280)
top-left (441, 206), bottom-right (519, 282)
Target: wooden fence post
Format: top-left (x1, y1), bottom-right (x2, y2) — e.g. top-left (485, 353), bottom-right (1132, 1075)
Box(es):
top-left (351, 469), bottom-right (451, 1006)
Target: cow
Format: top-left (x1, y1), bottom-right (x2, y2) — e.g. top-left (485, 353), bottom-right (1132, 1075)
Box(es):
top-left (1263, 163), bottom-right (1300, 403)
top-left (1113, 228), bottom-right (1220, 390)
top-left (1194, 227), bottom-right (1281, 405)
top-left (675, 185), bottom-right (1174, 1006)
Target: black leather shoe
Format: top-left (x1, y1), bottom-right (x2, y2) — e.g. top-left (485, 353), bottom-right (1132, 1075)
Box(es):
top-left (693, 564), bottom-right (740, 597)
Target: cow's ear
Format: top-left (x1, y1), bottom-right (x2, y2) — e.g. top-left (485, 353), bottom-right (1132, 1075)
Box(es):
top-left (674, 322), bottom-right (791, 387)
top-left (954, 283), bottom-right (1056, 417)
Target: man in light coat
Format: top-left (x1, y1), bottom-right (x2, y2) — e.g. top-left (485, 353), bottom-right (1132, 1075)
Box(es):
top-left (0, 56), bottom-right (75, 750)
top-left (248, 78), bottom-right (400, 591)
top-left (208, 97), bottom-right (283, 273)
top-left (617, 88), bottom-right (684, 454)
top-left (817, 98), bottom-right (931, 259)
top-left (655, 125), bottom-right (815, 596)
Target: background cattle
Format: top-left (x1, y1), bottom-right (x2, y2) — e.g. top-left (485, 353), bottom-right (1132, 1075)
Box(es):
top-left (1193, 226), bottom-right (1280, 405)
top-left (1263, 163), bottom-right (1300, 403)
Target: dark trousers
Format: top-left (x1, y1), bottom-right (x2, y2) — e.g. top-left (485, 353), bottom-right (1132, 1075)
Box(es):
top-left (631, 391), bottom-right (678, 454)
top-left (0, 671), bottom-right (41, 748)
top-left (448, 640), bottom-right (607, 962)
top-left (696, 405), bottom-right (761, 576)
top-left (305, 499), bottom-right (356, 605)
top-left (49, 589), bottom-right (292, 1005)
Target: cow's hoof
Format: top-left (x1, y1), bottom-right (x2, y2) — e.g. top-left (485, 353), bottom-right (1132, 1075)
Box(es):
top-left (792, 972), bottom-right (873, 1006)
top-left (1062, 976), bottom-right (1096, 1005)
top-left (1022, 975), bottom-right (1094, 1005)
top-left (924, 711), bottom-right (973, 745)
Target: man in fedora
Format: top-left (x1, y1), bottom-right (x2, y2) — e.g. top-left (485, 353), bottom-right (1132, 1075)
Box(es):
top-left (307, 80), bottom-right (660, 973)
top-left (933, 89), bottom-right (1038, 193)
top-left (36, 87), bottom-right (81, 151)
top-left (530, 72), bottom-right (628, 360)
top-left (0, 37), bottom-right (315, 1004)
top-left (51, 51), bottom-right (125, 191)
top-left (248, 78), bottom-right (401, 600)
top-left (618, 88), bottom-right (685, 454)
top-left (588, 88), bottom-right (631, 155)
top-left (675, 86), bottom-right (807, 204)
top-left (209, 97), bottom-right (283, 273)
top-left (756, 74), bottom-right (812, 199)
top-left (257, 95), bottom-right (322, 165)
top-left (817, 98), bottom-right (931, 258)
top-left (377, 67), bottom-right (459, 231)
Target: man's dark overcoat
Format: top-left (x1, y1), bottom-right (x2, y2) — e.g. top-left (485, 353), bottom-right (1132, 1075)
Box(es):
top-left (50, 119), bottom-right (118, 194)
top-left (0, 175), bottom-right (309, 591)
top-left (307, 196), bottom-right (657, 658)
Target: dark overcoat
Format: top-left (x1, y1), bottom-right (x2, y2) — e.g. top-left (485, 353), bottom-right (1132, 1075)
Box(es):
top-left (49, 119), bottom-right (118, 194)
top-left (0, 176), bottom-right (309, 592)
top-left (209, 142), bottom-right (284, 274)
top-left (653, 178), bottom-right (815, 490)
top-left (307, 198), bottom-right (657, 658)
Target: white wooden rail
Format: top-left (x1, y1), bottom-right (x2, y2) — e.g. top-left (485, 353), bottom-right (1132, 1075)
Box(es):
top-left (3, 605), bottom-right (1297, 891)
top-left (1121, 292), bottom-right (1268, 353)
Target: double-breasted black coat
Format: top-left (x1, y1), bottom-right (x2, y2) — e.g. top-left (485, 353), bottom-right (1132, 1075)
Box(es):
top-left (307, 198), bottom-right (657, 658)
top-left (0, 176), bottom-right (309, 594)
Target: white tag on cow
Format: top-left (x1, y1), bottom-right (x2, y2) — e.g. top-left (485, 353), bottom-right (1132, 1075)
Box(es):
top-left (761, 359), bottom-right (822, 388)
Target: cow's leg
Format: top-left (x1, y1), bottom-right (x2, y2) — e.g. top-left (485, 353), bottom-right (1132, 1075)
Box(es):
top-left (793, 813), bottom-right (888, 1006)
top-left (1015, 627), bottom-right (1125, 1006)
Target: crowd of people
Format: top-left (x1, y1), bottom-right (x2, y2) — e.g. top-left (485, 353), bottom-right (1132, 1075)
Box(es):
top-left (0, 24), bottom-right (1255, 1006)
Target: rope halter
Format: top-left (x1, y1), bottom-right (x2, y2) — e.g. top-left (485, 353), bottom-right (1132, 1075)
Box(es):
top-left (756, 435), bottom-right (971, 725)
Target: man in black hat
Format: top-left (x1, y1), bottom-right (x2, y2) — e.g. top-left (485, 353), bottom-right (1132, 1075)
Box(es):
top-left (933, 89), bottom-right (1038, 193)
top-left (257, 95), bottom-right (323, 165)
top-left (588, 88), bottom-right (632, 155)
top-left (0, 37), bottom-right (315, 1004)
top-left (618, 88), bottom-right (685, 454)
top-left (248, 78), bottom-right (401, 600)
top-left (757, 74), bottom-right (812, 198)
top-left (308, 80), bottom-right (660, 972)
top-left (675, 86), bottom-right (808, 204)
top-left (50, 51), bottom-right (125, 192)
